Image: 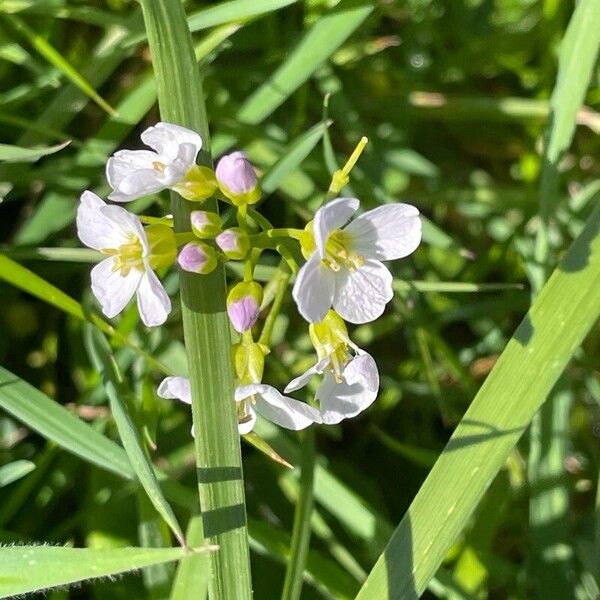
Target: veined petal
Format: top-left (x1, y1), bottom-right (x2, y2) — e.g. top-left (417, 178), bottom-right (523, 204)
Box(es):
top-left (91, 257), bottom-right (141, 318)
top-left (314, 197), bottom-right (359, 258)
top-left (136, 267), bottom-right (171, 327)
top-left (237, 384), bottom-right (320, 430)
top-left (292, 253), bottom-right (335, 323)
top-left (333, 259), bottom-right (393, 324)
top-left (77, 191), bottom-right (130, 250)
top-left (344, 203), bottom-right (421, 261)
top-left (141, 122), bottom-right (202, 162)
top-left (284, 357), bottom-right (330, 393)
top-left (157, 376), bottom-right (192, 405)
top-left (317, 354), bottom-right (379, 424)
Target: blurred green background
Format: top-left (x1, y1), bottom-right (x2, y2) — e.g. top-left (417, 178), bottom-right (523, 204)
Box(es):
top-left (0, 0), bottom-right (599, 598)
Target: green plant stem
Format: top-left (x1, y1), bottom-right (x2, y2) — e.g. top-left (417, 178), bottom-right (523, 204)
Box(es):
top-left (281, 427), bottom-right (316, 600)
top-left (138, 2), bottom-right (252, 599)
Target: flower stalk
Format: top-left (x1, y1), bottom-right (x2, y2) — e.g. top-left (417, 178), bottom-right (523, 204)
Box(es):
top-left (138, 1), bottom-right (252, 598)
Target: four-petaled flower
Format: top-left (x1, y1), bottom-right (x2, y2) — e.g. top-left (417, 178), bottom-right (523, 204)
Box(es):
top-left (293, 198), bottom-right (421, 324)
top-left (106, 122), bottom-right (216, 203)
top-left (77, 191), bottom-right (174, 326)
top-left (284, 310), bottom-right (379, 424)
top-left (158, 376), bottom-right (321, 434)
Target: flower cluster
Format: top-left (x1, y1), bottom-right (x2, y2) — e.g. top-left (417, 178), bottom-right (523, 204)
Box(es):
top-left (77, 122), bottom-right (422, 436)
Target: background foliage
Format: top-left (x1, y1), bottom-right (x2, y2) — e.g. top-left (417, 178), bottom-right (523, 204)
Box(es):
top-left (0, 0), bottom-right (599, 598)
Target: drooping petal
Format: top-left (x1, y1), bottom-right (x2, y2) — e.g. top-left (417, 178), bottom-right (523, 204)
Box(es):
top-left (333, 259), bottom-right (393, 324)
top-left (136, 267), bottom-right (171, 327)
top-left (236, 384), bottom-right (320, 430)
top-left (313, 197), bottom-right (359, 258)
top-left (157, 376), bottom-right (192, 405)
top-left (77, 191), bottom-right (130, 250)
top-left (317, 353), bottom-right (379, 424)
top-left (141, 122), bottom-right (202, 163)
top-left (237, 404), bottom-right (257, 435)
top-left (292, 253), bottom-right (335, 323)
top-left (106, 150), bottom-right (165, 202)
top-left (91, 257), bottom-right (141, 318)
top-left (344, 203), bottom-right (422, 261)
top-left (284, 358), bottom-right (330, 393)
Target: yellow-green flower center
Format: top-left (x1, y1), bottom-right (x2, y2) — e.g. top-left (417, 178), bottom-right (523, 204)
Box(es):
top-left (310, 310), bottom-right (353, 383)
top-left (103, 235), bottom-right (144, 276)
top-left (323, 229), bottom-right (365, 272)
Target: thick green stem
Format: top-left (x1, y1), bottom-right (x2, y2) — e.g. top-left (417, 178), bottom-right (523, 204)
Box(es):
top-left (139, 2), bottom-right (252, 598)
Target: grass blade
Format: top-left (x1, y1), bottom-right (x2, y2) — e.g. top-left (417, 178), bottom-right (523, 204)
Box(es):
top-left (138, 1), bottom-right (253, 597)
top-left (0, 140), bottom-right (69, 162)
top-left (0, 460), bottom-right (35, 487)
top-left (0, 545), bottom-right (191, 599)
top-left (356, 202), bottom-right (600, 599)
top-left (85, 326), bottom-right (185, 547)
top-left (0, 366), bottom-right (134, 478)
top-left (237, 2), bottom-right (373, 124)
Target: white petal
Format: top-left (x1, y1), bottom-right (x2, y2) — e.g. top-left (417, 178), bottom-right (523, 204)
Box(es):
top-left (237, 405), bottom-right (257, 435)
top-left (157, 376), bottom-right (192, 405)
top-left (314, 197), bottom-right (360, 258)
top-left (245, 384), bottom-right (321, 430)
top-left (136, 268), bottom-right (171, 327)
top-left (284, 358), bottom-right (329, 393)
top-left (91, 257), bottom-right (141, 318)
top-left (333, 259), bottom-right (393, 324)
top-left (106, 150), bottom-right (166, 202)
top-left (77, 191), bottom-right (130, 250)
top-left (317, 354), bottom-right (379, 424)
top-left (292, 253), bottom-right (335, 323)
top-left (141, 122), bottom-right (202, 163)
top-left (99, 204), bottom-right (148, 253)
top-left (344, 203), bottom-right (422, 261)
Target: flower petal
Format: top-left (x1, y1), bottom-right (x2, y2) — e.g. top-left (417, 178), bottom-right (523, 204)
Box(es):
top-left (141, 122), bottom-right (202, 162)
top-left (106, 150), bottom-right (166, 203)
top-left (157, 376), bottom-right (192, 405)
top-left (77, 191), bottom-right (130, 250)
top-left (237, 384), bottom-right (321, 430)
top-left (237, 405), bottom-right (257, 435)
top-left (344, 203), bottom-right (421, 261)
top-left (314, 197), bottom-right (359, 258)
top-left (292, 253), bottom-right (335, 323)
top-left (99, 204), bottom-right (148, 253)
top-left (333, 259), bottom-right (393, 324)
top-left (136, 267), bottom-right (171, 327)
top-left (91, 257), bottom-right (141, 318)
top-left (284, 358), bottom-right (330, 393)
top-left (317, 353), bottom-right (379, 424)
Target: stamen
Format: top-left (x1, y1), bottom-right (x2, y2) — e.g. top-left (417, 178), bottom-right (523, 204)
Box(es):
top-left (152, 161), bottom-right (166, 173)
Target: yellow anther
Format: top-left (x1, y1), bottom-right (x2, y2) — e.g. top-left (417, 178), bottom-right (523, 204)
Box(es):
top-left (152, 161), bottom-right (166, 172)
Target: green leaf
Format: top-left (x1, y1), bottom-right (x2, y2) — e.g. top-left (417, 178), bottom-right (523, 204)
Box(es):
top-left (0, 365), bottom-right (134, 479)
top-left (85, 326), bottom-right (185, 547)
top-left (0, 545), bottom-right (192, 599)
top-left (0, 140), bottom-right (69, 162)
top-left (261, 121), bottom-right (329, 194)
top-left (237, 2), bottom-right (374, 124)
top-left (356, 203), bottom-right (600, 599)
top-left (0, 460), bottom-right (35, 487)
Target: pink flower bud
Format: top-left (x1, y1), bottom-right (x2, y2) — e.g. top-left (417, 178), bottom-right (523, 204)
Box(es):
top-left (190, 210), bottom-right (222, 239)
top-left (215, 151), bottom-right (260, 206)
top-left (177, 242), bottom-right (217, 274)
top-left (227, 282), bottom-right (263, 333)
top-left (215, 227), bottom-right (250, 260)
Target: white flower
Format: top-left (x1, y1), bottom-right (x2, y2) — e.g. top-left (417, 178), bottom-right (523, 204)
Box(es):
top-left (77, 191), bottom-right (172, 327)
top-left (292, 198), bottom-right (421, 324)
top-left (284, 310), bottom-right (379, 424)
top-left (158, 377), bottom-right (321, 435)
top-left (106, 122), bottom-right (209, 202)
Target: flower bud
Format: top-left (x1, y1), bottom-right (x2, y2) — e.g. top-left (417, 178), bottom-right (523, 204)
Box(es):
top-left (215, 151), bottom-right (261, 206)
top-left (177, 242), bottom-right (217, 274)
top-left (173, 165), bottom-right (218, 202)
top-left (227, 281), bottom-right (263, 333)
top-left (190, 210), bottom-right (222, 239)
top-left (233, 341), bottom-right (265, 385)
top-left (145, 224), bottom-right (177, 270)
top-left (215, 227), bottom-right (250, 260)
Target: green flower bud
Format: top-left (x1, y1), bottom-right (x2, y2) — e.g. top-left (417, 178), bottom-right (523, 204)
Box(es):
top-left (233, 341), bottom-right (265, 385)
top-left (190, 210), bottom-right (223, 239)
top-left (177, 241), bottom-right (218, 274)
top-left (215, 227), bottom-right (250, 260)
top-left (172, 165), bottom-right (218, 202)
